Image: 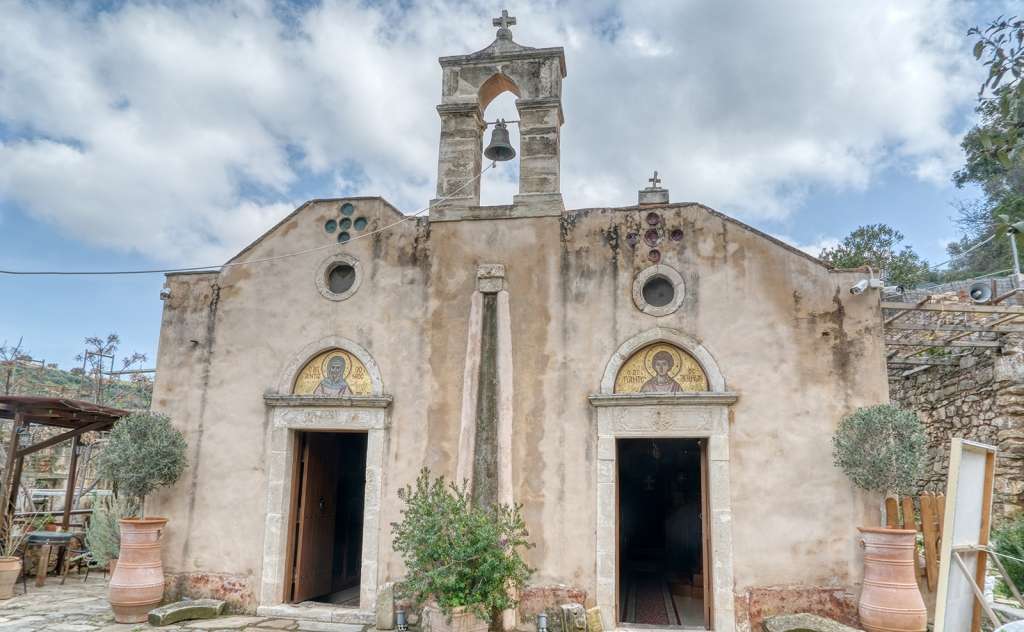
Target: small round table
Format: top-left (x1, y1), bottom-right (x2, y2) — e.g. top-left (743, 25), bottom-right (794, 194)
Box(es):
top-left (22, 531), bottom-right (74, 590)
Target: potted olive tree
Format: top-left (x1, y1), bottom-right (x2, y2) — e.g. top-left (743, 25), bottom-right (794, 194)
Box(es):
top-left (832, 404), bottom-right (926, 632)
top-left (96, 412), bottom-right (187, 623)
top-left (391, 469), bottom-right (533, 632)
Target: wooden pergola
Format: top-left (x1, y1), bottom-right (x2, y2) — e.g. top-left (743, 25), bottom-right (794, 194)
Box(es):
top-left (0, 396), bottom-right (128, 529)
top-left (883, 295), bottom-right (1024, 377)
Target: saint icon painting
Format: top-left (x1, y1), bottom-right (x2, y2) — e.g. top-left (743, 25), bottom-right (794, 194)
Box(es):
top-left (614, 342), bottom-right (708, 394)
top-left (293, 349), bottom-right (373, 396)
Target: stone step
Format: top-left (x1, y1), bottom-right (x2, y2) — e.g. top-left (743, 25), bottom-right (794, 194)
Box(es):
top-left (148, 599), bottom-right (226, 626)
top-left (256, 604), bottom-right (374, 626)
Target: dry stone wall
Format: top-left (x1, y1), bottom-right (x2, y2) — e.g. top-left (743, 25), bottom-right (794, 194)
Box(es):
top-left (888, 335), bottom-right (1024, 520)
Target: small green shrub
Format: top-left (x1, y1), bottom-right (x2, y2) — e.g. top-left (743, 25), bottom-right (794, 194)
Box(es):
top-left (96, 411), bottom-right (187, 509)
top-left (992, 513), bottom-right (1024, 599)
top-left (832, 404), bottom-right (926, 496)
top-left (390, 469), bottom-right (533, 623)
top-left (85, 495), bottom-right (139, 565)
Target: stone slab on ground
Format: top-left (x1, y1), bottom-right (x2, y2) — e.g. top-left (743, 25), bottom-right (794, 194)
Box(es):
top-left (150, 599), bottom-right (227, 626)
top-left (762, 613), bottom-right (864, 632)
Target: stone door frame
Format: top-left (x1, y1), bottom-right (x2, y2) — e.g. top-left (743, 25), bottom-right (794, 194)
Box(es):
top-left (591, 328), bottom-right (737, 632)
top-left (257, 337), bottom-right (390, 622)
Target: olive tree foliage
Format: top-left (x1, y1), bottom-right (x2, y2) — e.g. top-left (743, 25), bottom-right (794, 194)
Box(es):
top-left (96, 412), bottom-right (187, 510)
top-left (390, 469), bottom-right (533, 622)
top-left (832, 405), bottom-right (926, 496)
top-left (966, 16), bottom-right (1024, 172)
top-left (945, 16), bottom-right (1024, 280)
top-left (818, 224), bottom-right (931, 288)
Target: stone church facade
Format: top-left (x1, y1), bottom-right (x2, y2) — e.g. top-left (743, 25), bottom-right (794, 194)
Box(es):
top-left (150, 16), bottom-right (888, 632)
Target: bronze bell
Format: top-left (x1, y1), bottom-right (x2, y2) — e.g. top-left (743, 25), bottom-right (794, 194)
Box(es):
top-left (484, 120), bottom-right (516, 162)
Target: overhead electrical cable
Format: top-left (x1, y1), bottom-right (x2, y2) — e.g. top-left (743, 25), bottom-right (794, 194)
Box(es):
top-left (0, 162), bottom-right (498, 277)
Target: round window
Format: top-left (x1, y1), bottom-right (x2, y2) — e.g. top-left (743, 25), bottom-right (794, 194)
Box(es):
top-left (631, 264), bottom-right (685, 316)
top-left (327, 263), bottom-right (356, 295)
top-left (642, 276), bottom-right (674, 307)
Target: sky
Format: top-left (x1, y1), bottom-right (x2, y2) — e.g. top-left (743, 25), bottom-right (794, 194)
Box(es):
top-left (0, 0), bottom-right (1016, 369)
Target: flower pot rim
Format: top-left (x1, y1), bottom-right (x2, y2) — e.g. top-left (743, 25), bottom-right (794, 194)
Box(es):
top-left (0, 556), bottom-right (20, 563)
top-left (119, 517), bottom-right (168, 526)
top-left (858, 526), bottom-right (917, 535)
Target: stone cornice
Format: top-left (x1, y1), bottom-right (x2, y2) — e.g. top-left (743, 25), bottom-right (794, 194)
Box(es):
top-left (263, 394), bottom-right (393, 409)
top-left (588, 392), bottom-right (739, 407)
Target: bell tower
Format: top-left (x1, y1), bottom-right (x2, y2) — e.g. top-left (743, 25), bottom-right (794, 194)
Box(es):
top-left (431, 10), bottom-right (567, 219)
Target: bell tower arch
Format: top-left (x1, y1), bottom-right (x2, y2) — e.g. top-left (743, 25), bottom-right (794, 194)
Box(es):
top-left (431, 10), bottom-right (567, 218)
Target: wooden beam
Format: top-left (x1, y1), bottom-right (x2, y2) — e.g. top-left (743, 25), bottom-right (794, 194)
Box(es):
top-left (0, 412), bottom-right (24, 526)
top-left (15, 421), bottom-right (107, 459)
top-left (900, 365), bottom-right (932, 378)
top-left (888, 357), bottom-right (959, 366)
top-left (886, 324), bottom-right (1024, 333)
top-left (61, 436), bottom-right (81, 531)
top-left (884, 295), bottom-right (932, 325)
top-left (882, 301), bottom-right (1024, 315)
top-left (886, 340), bottom-right (1001, 348)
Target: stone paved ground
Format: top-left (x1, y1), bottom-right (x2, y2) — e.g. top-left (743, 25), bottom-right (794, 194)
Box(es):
top-left (0, 579), bottom-right (366, 631)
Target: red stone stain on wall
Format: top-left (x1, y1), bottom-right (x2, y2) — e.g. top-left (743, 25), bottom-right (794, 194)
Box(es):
top-left (164, 571), bottom-right (256, 614)
top-left (735, 586), bottom-right (859, 631)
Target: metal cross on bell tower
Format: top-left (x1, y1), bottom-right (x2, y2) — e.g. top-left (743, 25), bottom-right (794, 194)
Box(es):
top-left (493, 9), bottom-right (516, 39)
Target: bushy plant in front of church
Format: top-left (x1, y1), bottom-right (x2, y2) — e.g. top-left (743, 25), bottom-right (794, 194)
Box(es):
top-left (832, 404), bottom-right (925, 496)
top-left (391, 468), bottom-right (534, 623)
top-left (96, 411), bottom-right (187, 514)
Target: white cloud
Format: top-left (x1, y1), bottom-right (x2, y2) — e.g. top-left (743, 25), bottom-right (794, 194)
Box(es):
top-left (0, 0), bottom-right (985, 264)
top-left (772, 234), bottom-right (841, 258)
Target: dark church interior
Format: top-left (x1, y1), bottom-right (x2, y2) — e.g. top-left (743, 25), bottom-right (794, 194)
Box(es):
top-left (618, 438), bottom-right (705, 627)
top-left (313, 432), bottom-right (367, 606)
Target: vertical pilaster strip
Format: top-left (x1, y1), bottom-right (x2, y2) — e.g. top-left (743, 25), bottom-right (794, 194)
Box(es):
top-left (495, 288), bottom-right (517, 631)
top-left (455, 292), bottom-right (484, 489)
top-left (471, 293), bottom-right (500, 507)
top-left (495, 289), bottom-right (514, 509)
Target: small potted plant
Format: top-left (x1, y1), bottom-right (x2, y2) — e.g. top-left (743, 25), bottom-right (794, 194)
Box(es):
top-left (833, 404), bottom-right (926, 632)
top-left (95, 412), bottom-right (187, 623)
top-left (391, 469), bottom-right (533, 632)
top-left (0, 515), bottom-right (35, 599)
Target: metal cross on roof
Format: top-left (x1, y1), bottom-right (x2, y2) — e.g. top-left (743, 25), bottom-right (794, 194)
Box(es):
top-left (493, 9), bottom-right (516, 36)
top-left (649, 171), bottom-right (662, 188)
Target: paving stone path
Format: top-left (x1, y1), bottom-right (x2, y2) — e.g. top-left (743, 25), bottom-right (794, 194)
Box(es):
top-left (0, 579), bottom-right (366, 631)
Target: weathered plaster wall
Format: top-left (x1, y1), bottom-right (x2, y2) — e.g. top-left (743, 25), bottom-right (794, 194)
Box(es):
top-left (149, 198), bottom-right (887, 626)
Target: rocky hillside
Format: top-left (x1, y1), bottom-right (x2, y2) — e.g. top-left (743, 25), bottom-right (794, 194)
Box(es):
top-left (3, 361), bottom-right (152, 410)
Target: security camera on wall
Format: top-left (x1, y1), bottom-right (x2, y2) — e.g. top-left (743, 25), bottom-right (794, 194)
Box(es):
top-left (850, 279), bottom-right (869, 295)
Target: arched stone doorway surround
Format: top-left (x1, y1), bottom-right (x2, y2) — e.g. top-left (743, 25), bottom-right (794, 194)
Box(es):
top-left (589, 328), bottom-right (738, 632)
top-left (257, 336), bottom-right (391, 622)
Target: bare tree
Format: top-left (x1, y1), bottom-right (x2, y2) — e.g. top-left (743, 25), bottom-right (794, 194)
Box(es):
top-left (0, 338), bottom-right (28, 395)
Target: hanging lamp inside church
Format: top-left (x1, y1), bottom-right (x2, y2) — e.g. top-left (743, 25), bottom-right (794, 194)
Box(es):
top-left (484, 120), bottom-right (516, 162)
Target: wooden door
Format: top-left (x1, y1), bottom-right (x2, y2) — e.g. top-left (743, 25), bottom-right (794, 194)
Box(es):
top-left (700, 439), bottom-right (713, 628)
top-left (292, 433), bottom-right (339, 602)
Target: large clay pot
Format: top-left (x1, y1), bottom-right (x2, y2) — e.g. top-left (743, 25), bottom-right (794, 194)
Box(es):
top-left (0, 557), bottom-right (21, 599)
top-left (109, 518), bottom-right (167, 623)
top-left (858, 527), bottom-right (927, 632)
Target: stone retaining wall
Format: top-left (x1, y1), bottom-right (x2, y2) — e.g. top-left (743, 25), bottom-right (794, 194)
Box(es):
top-left (888, 335), bottom-right (1024, 520)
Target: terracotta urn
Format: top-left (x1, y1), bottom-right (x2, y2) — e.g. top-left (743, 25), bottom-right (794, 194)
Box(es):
top-left (858, 527), bottom-right (926, 632)
top-left (109, 518), bottom-right (167, 622)
top-left (0, 557), bottom-right (21, 599)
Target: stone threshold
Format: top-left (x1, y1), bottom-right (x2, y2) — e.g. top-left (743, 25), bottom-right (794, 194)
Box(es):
top-left (610, 622), bottom-right (708, 626)
top-left (257, 602), bottom-right (375, 626)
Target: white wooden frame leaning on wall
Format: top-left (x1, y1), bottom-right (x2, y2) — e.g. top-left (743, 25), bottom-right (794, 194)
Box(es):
top-left (589, 328), bottom-right (738, 632)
